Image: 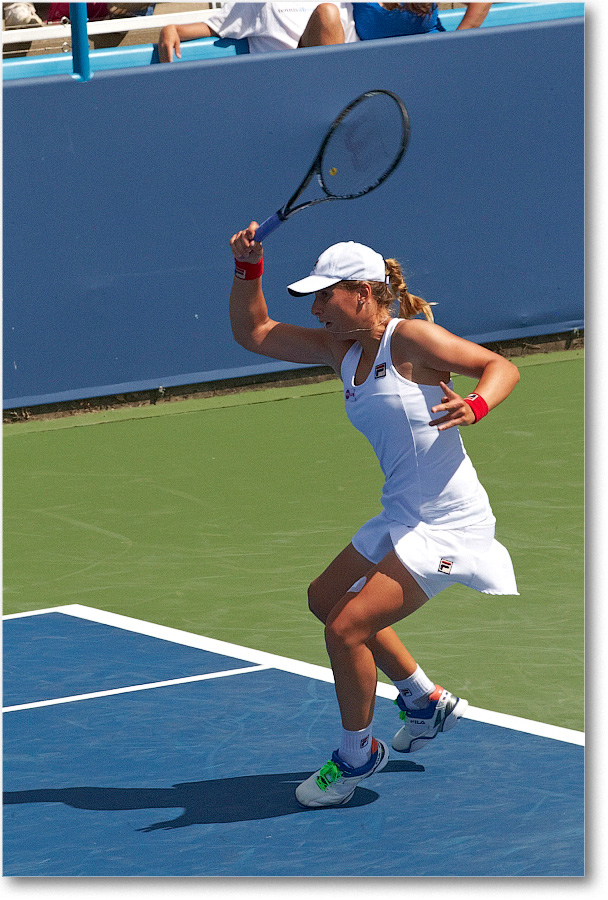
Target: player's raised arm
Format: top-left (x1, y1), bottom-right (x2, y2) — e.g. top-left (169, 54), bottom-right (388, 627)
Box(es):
top-left (391, 318), bottom-right (520, 431)
top-left (229, 223), bottom-right (339, 369)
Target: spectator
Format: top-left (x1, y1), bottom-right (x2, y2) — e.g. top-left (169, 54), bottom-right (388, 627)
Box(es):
top-left (158, 2), bottom-right (358, 63)
top-left (353, 3), bottom-right (492, 40)
top-left (42, 3), bottom-right (150, 22)
top-left (3, 3), bottom-right (43, 26)
top-left (45, 4), bottom-right (111, 22)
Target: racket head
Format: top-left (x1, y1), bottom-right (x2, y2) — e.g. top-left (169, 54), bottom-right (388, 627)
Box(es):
top-left (317, 89), bottom-right (410, 200)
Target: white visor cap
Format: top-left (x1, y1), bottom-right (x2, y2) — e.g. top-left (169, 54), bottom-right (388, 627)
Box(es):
top-left (287, 241), bottom-right (387, 296)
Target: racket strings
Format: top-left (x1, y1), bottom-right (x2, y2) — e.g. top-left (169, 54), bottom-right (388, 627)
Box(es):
top-left (319, 92), bottom-right (409, 199)
top-left (254, 90), bottom-right (409, 240)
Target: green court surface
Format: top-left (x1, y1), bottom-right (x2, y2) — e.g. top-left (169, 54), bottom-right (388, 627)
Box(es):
top-left (3, 350), bottom-right (584, 732)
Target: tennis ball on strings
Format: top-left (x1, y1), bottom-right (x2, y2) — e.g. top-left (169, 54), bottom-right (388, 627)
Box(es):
top-left (329, 167), bottom-right (338, 176)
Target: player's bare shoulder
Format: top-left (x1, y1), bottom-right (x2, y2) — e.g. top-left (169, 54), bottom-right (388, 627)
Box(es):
top-left (391, 318), bottom-right (449, 384)
top-left (392, 317), bottom-right (436, 353)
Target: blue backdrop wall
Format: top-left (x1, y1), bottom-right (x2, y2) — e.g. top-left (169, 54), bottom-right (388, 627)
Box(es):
top-left (2, 17), bottom-right (584, 408)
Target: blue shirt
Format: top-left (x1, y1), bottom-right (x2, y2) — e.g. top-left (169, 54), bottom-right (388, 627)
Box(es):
top-left (353, 3), bottom-right (445, 40)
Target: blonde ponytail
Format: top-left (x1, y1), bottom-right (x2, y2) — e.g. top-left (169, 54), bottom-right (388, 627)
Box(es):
top-left (384, 257), bottom-right (435, 322)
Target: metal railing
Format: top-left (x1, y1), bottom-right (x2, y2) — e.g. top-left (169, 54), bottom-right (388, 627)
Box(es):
top-left (2, 3), bottom-right (585, 81)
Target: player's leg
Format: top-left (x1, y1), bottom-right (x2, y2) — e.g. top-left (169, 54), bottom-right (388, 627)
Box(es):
top-left (324, 550), bottom-right (468, 755)
top-left (307, 541), bottom-right (373, 622)
top-left (324, 550), bottom-right (430, 731)
top-left (308, 542), bottom-right (421, 684)
top-left (295, 550), bottom-right (425, 807)
top-left (296, 549), bottom-right (467, 807)
top-left (298, 3), bottom-right (345, 46)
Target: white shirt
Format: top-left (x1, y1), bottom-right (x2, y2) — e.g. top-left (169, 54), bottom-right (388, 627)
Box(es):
top-left (205, 2), bottom-right (359, 53)
top-left (341, 318), bottom-right (494, 528)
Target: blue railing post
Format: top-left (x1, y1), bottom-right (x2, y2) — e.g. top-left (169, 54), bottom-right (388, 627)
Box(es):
top-left (70, 3), bottom-right (91, 81)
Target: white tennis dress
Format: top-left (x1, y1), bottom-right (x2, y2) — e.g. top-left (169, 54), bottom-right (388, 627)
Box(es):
top-left (342, 317), bottom-right (518, 598)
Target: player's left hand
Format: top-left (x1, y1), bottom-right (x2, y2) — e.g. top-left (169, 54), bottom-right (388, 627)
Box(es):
top-left (429, 382), bottom-right (476, 430)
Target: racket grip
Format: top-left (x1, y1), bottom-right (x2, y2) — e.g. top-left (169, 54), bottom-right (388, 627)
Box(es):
top-left (254, 212), bottom-right (283, 242)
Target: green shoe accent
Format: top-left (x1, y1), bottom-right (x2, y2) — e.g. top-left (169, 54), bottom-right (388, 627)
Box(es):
top-left (315, 759), bottom-right (342, 792)
top-left (394, 697), bottom-right (408, 722)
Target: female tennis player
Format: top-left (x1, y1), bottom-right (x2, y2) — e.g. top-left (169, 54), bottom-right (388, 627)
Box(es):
top-left (229, 223), bottom-right (520, 808)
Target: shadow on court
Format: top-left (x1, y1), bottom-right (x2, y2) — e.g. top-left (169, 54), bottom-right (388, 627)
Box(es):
top-left (3, 761), bottom-right (424, 830)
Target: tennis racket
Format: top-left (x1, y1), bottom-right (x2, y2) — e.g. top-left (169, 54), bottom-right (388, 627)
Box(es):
top-left (254, 89), bottom-right (410, 242)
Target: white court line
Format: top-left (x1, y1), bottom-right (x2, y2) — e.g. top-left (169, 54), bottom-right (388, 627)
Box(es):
top-left (3, 604), bottom-right (585, 746)
top-left (2, 665), bottom-right (270, 714)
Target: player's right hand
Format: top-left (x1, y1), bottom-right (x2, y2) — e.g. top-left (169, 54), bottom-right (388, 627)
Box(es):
top-left (230, 223), bottom-right (263, 263)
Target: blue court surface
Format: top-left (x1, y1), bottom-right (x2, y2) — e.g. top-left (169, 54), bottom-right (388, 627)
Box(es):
top-left (3, 605), bottom-right (584, 878)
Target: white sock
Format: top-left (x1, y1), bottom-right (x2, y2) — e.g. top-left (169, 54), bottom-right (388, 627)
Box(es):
top-left (338, 724), bottom-right (373, 769)
top-left (393, 665), bottom-right (435, 709)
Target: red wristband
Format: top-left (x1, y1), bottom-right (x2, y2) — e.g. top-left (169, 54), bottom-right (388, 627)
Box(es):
top-left (463, 393), bottom-right (489, 423)
top-left (234, 258), bottom-right (264, 281)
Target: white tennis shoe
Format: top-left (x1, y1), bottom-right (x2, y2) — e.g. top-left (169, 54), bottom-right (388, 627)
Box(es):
top-left (296, 737), bottom-right (389, 808)
top-left (392, 685), bottom-right (468, 753)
